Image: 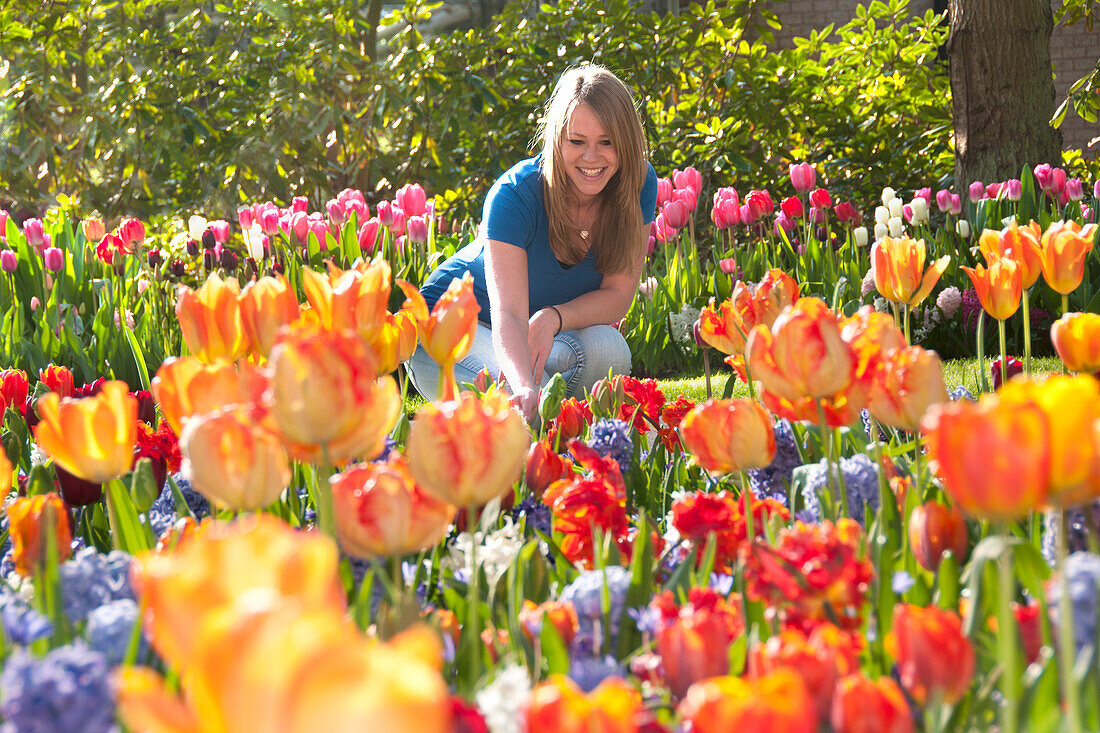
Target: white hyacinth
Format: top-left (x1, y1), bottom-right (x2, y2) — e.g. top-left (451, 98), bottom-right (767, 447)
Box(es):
top-left (444, 515), bottom-right (524, 587)
top-left (476, 663), bottom-right (531, 733)
top-left (668, 303), bottom-right (701, 347)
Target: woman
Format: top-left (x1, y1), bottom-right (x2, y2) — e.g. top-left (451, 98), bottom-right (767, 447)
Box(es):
top-left (408, 65), bottom-right (658, 421)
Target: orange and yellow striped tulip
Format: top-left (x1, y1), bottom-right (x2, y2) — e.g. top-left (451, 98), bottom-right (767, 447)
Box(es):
top-left (1040, 221), bottom-right (1095, 295)
top-left (301, 255), bottom-right (393, 343)
top-left (867, 346), bottom-right (948, 432)
top-left (368, 310), bottom-right (419, 374)
top-left (908, 501), bottom-right (968, 572)
top-left (962, 254), bottom-right (1022, 321)
top-left (265, 324), bottom-right (400, 464)
top-left (871, 236), bottom-right (950, 307)
top-left (921, 394), bottom-right (1049, 520)
top-left (180, 407), bottom-right (291, 511)
top-left (34, 380), bottom-right (137, 483)
top-left (679, 398), bottom-right (776, 474)
top-left (1052, 312), bottom-right (1100, 374)
top-left (886, 604), bottom-right (974, 705)
top-left (698, 270), bottom-right (799, 356)
top-left (978, 221), bottom-right (1043, 288)
top-left (678, 669), bottom-right (818, 733)
top-left (406, 389), bottom-right (529, 507)
top-left (152, 356), bottom-right (266, 434)
top-left (830, 674), bottom-right (914, 733)
top-left (175, 272), bottom-right (250, 363)
top-left (526, 675), bottom-right (641, 733)
top-left (238, 274), bottom-right (301, 361)
top-left (398, 273), bottom-right (479, 399)
top-left (5, 492), bottom-right (72, 576)
top-left (1000, 375), bottom-right (1100, 506)
top-left (745, 297), bottom-right (856, 402)
top-left (331, 454), bottom-right (455, 557)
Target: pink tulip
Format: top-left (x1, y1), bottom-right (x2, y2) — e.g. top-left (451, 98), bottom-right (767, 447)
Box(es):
top-left (809, 187), bottom-right (832, 209)
top-left (914, 187), bottom-right (931, 205)
top-left (713, 186), bottom-right (738, 207)
top-left (948, 194), bottom-right (963, 216)
top-left (834, 201), bottom-right (860, 224)
top-left (396, 183), bottom-right (428, 217)
top-left (30, 296), bottom-right (39, 312)
top-left (646, 235), bottom-right (656, 256)
top-left (1033, 163), bottom-right (1053, 191)
top-left (358, 218), bottom-right (381, 254)
top-left (209, 220), bottom-right (230, 244)
top-left (1093, 180), bottom-right (1100, 200)
top-left (663, 199), bottom-right (689, 230)
top-left (337, 188), bottom-right (367, 208)
top-left (376, 200), bottom-right (394, 226)
top-left (674, 186), bottom-right (699, 212)
top-left (345, 199), bottom-right (368, 224)
top-left (968, 181), bottom-right (985, 203)
top-left (119, 218), bottom-right (145, 247)
top-left (289, 211), bottom-right (309, 244)
top-left (260, 208), bottom-right (280, 237)
top-left (810, 206), bottom-right (827, 224)
top-left (43, 247), bottom-right (64, 272)
top-left (309, 219), bottom-right (330, 249)
top-left (1, 250), bottom-right (17, 272)
top-left (237, 205), bottom-right (254, 230)
top-left (780, 196), bottom-right (804, 219)
top-left (1006, 179), bottom-right (1023, 201)
top-left (711, 198), bottom-right (740, 229)
top-left (653, 213), bottom-right (677, 243)
top-left (0, 210), bottom-right (8, 240)
top-left (291, 195), bottom-right (308, 213)
top-left (390, 206), bottom-right (406, 236)
top-left (22, 218), bottom-right (45, 249)
top-left (935, 189), bottom-right (953, 212)
top-left (1066, 178), bottom-right (1084, 201)
top-left (903, 203), bottom-right (914, 223)
top-left (985, 182), bottom-right (1002, 199)
top-left (673, 166), bottom-right (702, 194)
top-left (1081, 204), bottom-right (1093, 222)
top-left (1050, 167), bottom-right (1067, 196)
top-left (407, 215), bottom-right (428, 243)
top-left (739, 203), bottom-right (757, 226)
top-left (789, 162), bottom-right (816, 193)
top-left (326, 198), bottom-right (348, 227)
top-left (718, 257), bottom-right (738, 276)
top-left (656, 177), bottom-right (674, 207)
top-left (745, 189), bottom-right (774, 218)
top-left (774, 211), bottom-right (796, 234)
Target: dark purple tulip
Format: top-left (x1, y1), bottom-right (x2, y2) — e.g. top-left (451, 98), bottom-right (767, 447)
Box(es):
top-left (55, 464), bottom-right (103, 507)
top-left (991, 356), bottom-right (1023, 390)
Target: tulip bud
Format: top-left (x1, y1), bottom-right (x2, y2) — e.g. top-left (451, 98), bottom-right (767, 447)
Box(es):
top-left (309, 219), bottom-right (329, 250)
top-left (888, 197), bottom-right (904, 219)
top-left (219, 249), bottom-right (238, 271)
top-left (881, 187), bottom-right (896, 207)
top-left (539, 373), bottom-right (568, 423)
top-left (909, 197), bottom-right (929, 225)
top-left (259, 209), bottom-right (280, 237)
top-left (789, 163), bottom-right (817, 193)
top-left (718, 257), bottom-right (738, 276)
top-left (663, 199), bottom-right (689, 229)
top-left (169, 260), bottom-right (186, 278)
top-left (209, 220), bottom-right (230, 243)
top-left (43, 246), bottom-right (63, 272)
top-left (968, 181), bottom-right (985, 203)
top-left (390, 207), bottom-right (406, 236)
top-left (23, 218), bottom-right (45, 251)
top-left (396, 183), bottom-right (428, 218)
top-left (326, 198), bottom-right (347, 228)
top-left (147, 249), bottom-right (164, 269)
top-left (809, 187), bottom-right (832, 209)
top-left (406, 215), bottom-right (428, 244)
top-left (291, 195), bottom-right (308, 213)
top-left (81, 217), bottom-right (106, 244)
top-left (834, 201), bottom-right (860, 224)
top-left (202, 248), bottom-right (216, 270)
top-left (1066, 178), bottom-right (1084, 201)
top-left (990, 356), bottom-right (1023, 390)
top-left (0, 209), bottom-right (8, 240)
top-left (909, 501), bottom-right (968, 571)
top-left (956, 220), bottom-right (971, 238)
top-left (875, 206), bottom-right (890, 225)
top-left (780, 196), bottom-right (804, 219)
top-left (1051, 167), bottom-right (1067, 196)
top-left (986, 182), bottom-right (1002, 199)
top-left (29, 296), bottom-right (39, 312)
top-left (1006, 178), bottom-right (1022, 201)
top-left (237, 205), bottom-right (254, 230)
top-left (201, 228), bottom-right (216, 250)
top-left (854, 227), bottom-right (869, 248)
top-left (874, 222), bottom-right (888, 242)
top-left (1034, 163), bottom-right (1053, 191)
top-left (1, 250), bottom-right (18, 273)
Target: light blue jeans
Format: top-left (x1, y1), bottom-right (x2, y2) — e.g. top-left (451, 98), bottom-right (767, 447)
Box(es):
top-left (405, 321), bottom-right (631, 403)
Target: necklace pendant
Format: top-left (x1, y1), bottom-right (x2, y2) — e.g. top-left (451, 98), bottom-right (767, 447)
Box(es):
top-left (580, 229), bottom-right (589, 240)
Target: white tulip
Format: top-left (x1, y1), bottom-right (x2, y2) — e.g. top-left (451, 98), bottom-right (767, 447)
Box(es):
top-left (957, 220), bottom-right (971, 238)
top-left (854, 226), bottom-right (869, 248)
top-left (875, 206), bottom-right (890, 225)
top-left (874, 222), bottom-right (889, 241)
top-left (881, 187), bottom-right (896, 207)
top-left (888, 216), bottom-right (905, 238)
top-left (888, 197), bottom-right (904, 219)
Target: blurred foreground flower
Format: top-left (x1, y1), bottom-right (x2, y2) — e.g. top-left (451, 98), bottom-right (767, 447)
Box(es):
top-left (886, 604), bottom-right (974, 705)
top-left (526, 675), bottom-right (641, 733)
top-left (1052, 312), bottom-right (1100, 374)
top-left (650, 587), bottom-right (745, 698)
top-left (679, 398), bottom-right (776, 474)
top-left (678, 668), bottom-right (817, 732)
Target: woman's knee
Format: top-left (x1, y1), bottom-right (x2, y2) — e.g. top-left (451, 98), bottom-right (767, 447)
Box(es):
top-left (569, 325), bottom-right (631, 393)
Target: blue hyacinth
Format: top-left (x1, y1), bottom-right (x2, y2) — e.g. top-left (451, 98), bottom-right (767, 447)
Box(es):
top-left (85, 598), bottom-right (146, 666)
top-left (148, 473), bottom-right (211, 537)
top-left (0, 588), bottom-right (53, 645)
top-left (0, 643), bottom-right (116, 733)
top-left (559, 565), bottom-right (631, 656)
top-left (747, 418), bottom-right (801, 505)
top-left (59, 547), bottom-right (136, 624)
top-left (799, 453), bottom-right (881, 526)
top-left (949, 386), bottom-right (976, 402)
top-left (569, 655), bottom-right (624, 693)
top-left (588, 418), bottom-right (633, 475)
top-left (1046, 551), bottom-right (1100, 655)
top-left (1040, 502), bottom-right (1100, 566)
top-left (512, 497), bottom-right (552, 537)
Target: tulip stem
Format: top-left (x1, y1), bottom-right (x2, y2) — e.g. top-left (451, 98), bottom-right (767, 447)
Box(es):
top-left (1056, 508), bottom-right (1084, 733)
top-left (1022, 290), bottom-right (1032, 377)
top-left (315, 448), bottom-right (336, 539)
top-left (902, 304), bottom-right (911, 346)
top-left (817, 401), bottom-right (842, 519)
top-left (702, 348), bottom-right (712, 400)
top-left (998, 318), bottom-right (1008, 388)
top-left (997, 523), bottom-right (1020, 733)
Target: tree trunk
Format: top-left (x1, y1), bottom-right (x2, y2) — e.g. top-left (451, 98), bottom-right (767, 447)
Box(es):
top-left (948, 0), bottom-right (1062, 190)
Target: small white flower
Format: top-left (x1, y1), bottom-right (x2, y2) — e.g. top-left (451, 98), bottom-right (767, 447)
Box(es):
top-left (444, 516), bottom-right (524, 586)
top-left (30, 445), bottom-right (50, 467)
top-left (874, 206), bottom-right (890, 225)
top-left (873, 296), bottom-right (890, 313)
top-left (853, 226), bottom-right (869, 248)
top-left (476, 663), bottom-right (531, 733)
top-left (887, 216), bottom-right (905, 238)
top-left (668, 303), bottom-right (701, 347)
top-left (957, 220), bottom-right (971, 238)
top-left (888, 197), bottom-right (904, 220)
top-left (881, 187), bottom-right (896, 207)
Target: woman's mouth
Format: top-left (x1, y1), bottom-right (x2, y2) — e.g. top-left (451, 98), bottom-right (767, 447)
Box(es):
top-left (578, 166), bottom-right (606, 178)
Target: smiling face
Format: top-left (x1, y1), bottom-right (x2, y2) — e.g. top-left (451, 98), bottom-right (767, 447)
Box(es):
top-left (560, 103), bottom-right (619, 202)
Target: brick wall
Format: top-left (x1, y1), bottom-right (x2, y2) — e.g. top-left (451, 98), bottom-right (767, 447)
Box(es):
top-left (768, 1), bottom-right (1099, 155)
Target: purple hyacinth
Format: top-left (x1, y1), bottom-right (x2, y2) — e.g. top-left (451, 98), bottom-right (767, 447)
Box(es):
top-left (588, 418), bottom-right (633, 475)
top-left (0, 588), bottom-right (53, 645)
top-left (1046, 552), bottom-right (1100, 655)
top-left (512, 497), bottom-right (552, 537)
top-left (0, 643), bottom-right (116, 733)
top-left (560, 565), bottom-right (631, 656)
top-left (85, 598), bottom-right (146, 666)
top-left (747, 418), bottom-right (802, 505)
top-left (799, 453), bottom-right (881, 525)
top-left (1041, 502), bottom-right (1100, 566)
top-left (569, 655), bottom-right (624, 693)
top-left (59, 547), bottom-right (136, 624)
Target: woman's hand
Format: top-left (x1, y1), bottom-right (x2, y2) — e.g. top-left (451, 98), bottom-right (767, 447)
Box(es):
top-left (528, 308), bottom-right (559, 381)
top-left (510, 385), bottom-right (540, 423)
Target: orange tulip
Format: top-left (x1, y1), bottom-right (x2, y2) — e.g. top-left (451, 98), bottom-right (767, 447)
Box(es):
top-left (678, 669), bottom-right (817, 733)
top-left (175, 272), bottom-right (250, 363)
top-left (406, 389), bottom-right (529, 506)
top-left (368, 310), bottom-right (419, 374)
top-left (886, 604), bottom-right (975, 705)
top-left (752, 268), bottom-right (802, 327)
top-left (871, 236), bottom-right (950, 307)
top-left (265, 324), bottom-right (400, 464)
top-left (978, 221), bottom-right (1043, 288)
top-left (908, 501), bottom-right (968, 571)
top-left (830, 674), bottom-right (914, 733)
top-left (745, 297), bottom-right (856, 403)
top-left (748, 628), bottom-right (846, 722)
top-left (525, 439), bottom-right (574, 496)
top-left (398, 273), bottom-right (480, 399)
top-left (921, 394), bottom-right (1049, 520)
top-left (526, 675), bottom-right (641, 733)
top-left (179, 407), bottom-right (291, 511)
top-left (301, 255), bottom-right (392, 342)
top-left (330, 453), bottom-right (455, 557)
top-left (962, 253), bottom-right (1022, 321)
top-left (238, 274), bottom-right (301, 361)
top-left (697, 270), bottom-right (799, 356)
top-left (519, 600), bottom-right (579, 647)
top-left (679, 398), bottom-right (776, 474)
top-left (39, 364), bottom-right (75, 398)
top-left (34, 380), bottom-right (137, 483)
top-left (654, 588), bottom-right (745, 699)
top-left (1052, 312), bottom-right (1100, 374)
top-left (132, 513), bottom-right (347, 667)
top-left (5, 492), bottom-right (72, 575)
top-left (152, 356), bottom-right (266, 434)
top-left (1039, 221), bottom-right (1094, 295)
top-left (867, 346), bottom-right (949, 432)
top-left (1000, 375), bottom-right (1100, 506)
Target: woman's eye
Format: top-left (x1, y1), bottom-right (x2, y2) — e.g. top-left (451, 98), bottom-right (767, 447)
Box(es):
top-left (599, 140), bottom-right (613, 147)
top-left (568, 139), bottom-right (583, 146)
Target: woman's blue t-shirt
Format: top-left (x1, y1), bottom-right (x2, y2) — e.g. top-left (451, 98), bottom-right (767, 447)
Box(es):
top-left (420, 155), bottom-right (658, 323)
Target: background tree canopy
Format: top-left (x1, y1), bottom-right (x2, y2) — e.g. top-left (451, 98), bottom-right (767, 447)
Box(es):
top-left (0, 0), bottom-right (1089, 223)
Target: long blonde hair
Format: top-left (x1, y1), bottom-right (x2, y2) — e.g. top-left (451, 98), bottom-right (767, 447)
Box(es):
top-left (539, 65), bottom-right (648, 274)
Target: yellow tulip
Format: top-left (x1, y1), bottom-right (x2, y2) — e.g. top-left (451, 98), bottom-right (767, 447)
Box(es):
top-left (301, 255), bottom-right (392, 343)
top-left (34, 380), bottom-right (137, 483)
top-left (978, 221), bottom-right (1043, 288)
top-left (872, 236), bottom-right (950, 307)
top-left (1039, 221), bottom-right (1094, 295)
top-left (238, 274), bottom-right (301, 361)
top-left (1051, 312), bottom-right (1100, 374)
top-left (175, 273), bottom-right (250, 363)
top-left (152, 356), bottom-right (266, 434)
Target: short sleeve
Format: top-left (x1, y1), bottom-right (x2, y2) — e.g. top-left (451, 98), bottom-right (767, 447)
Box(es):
top-left (640, 163), bottom-right (659, 225)
top-left (483, 174), bottom-right (537, 250)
